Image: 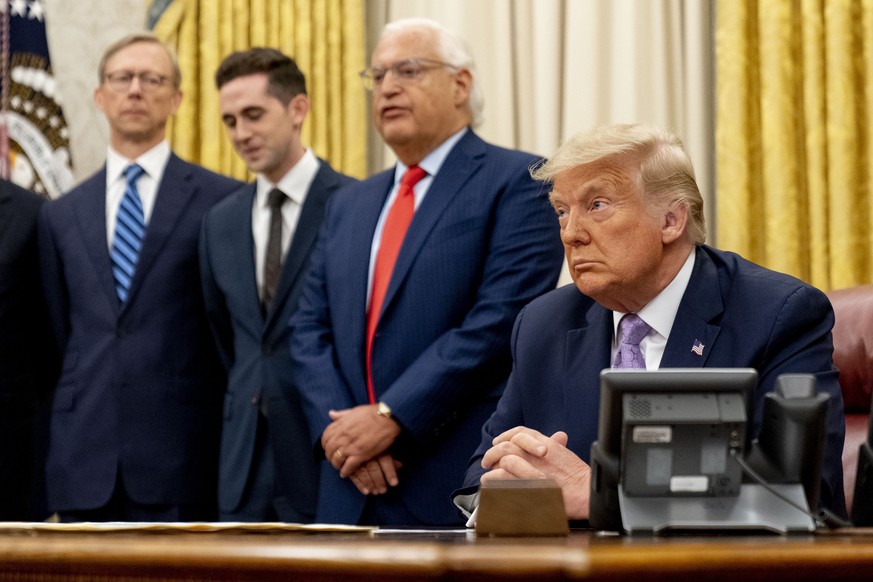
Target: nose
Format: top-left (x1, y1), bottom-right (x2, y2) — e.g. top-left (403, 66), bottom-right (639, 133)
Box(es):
top-left (232, 119), bottom-right (253, 143)
top-left (377, 70), bottom-right (402, 95)
top-left (560, 211), bottom-right (590, 247)
top-left (126, 74), bottom-right (144, 94)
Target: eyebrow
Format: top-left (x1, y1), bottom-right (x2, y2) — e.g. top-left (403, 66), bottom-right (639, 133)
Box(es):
top-left (105, 69), bottom-right (166, 76)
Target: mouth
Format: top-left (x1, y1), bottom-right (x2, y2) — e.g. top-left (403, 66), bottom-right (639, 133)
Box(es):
top-left (240, 146), bottom-right (261, 160)
top-left (380, 105), bottom-right (408, 120)
top-left (570, 259), bottom-right (596, 273)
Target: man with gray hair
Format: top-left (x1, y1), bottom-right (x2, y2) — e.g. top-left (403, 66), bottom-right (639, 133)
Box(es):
top-left (290, 17), bottom-right (563, 525)
top-left (456, 123), bottom-right (847, 521)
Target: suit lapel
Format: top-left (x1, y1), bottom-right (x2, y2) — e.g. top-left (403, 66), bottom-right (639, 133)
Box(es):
top-left (227, 184), bottom-right (261, 324)
top-left (264, 165), bottom-right (335, 332)
top-left (380, 131), bottom-right (484, 315)
top-left (347, 171), bottom-right (394, 373)
top-left (73, 168), bottom-right (119, 313)
top-left (563, 304), bottom-right (613, 457)
top-left (558, 249), bottom-right (724, 459)
top-left (123, 154), bottom-right (195, 308)
top-left (661, 247), bottom-right (724, 367)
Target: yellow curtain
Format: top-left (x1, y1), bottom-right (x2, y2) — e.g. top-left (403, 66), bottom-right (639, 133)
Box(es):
top-left (716, 0), bottom-right (873, 291)
top-left (151, 0), bottom-right (367, 180)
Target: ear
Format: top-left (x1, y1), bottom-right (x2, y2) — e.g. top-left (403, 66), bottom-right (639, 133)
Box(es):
top-left (94, 86), bottom-right (106, 113)
top-left (168, 89), bottom-right (183, 116)
top-left (452, 68), bottom-right (472, 108)
top-left (289, 93), bottom-right (310, 129)
top-left (661, 202), bottom-right (689, 244)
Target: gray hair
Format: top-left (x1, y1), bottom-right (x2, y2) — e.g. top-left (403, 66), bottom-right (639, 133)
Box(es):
top-left (532, 123), bottom-right (706, 244)
top-left (381, 18), bottom-right (483, 128)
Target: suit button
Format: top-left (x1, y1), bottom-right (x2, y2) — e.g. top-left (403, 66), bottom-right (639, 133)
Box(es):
top-left (116, 328), bottom-right (127, 339)
top-left (262, 344), bottom-right (274, 356)
top-left (251, 395), bottom-right (260, 406)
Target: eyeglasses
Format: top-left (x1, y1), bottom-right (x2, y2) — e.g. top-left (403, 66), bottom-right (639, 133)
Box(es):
top-left (104, 71), bottom-right (171, 93)
top-left (359, 58), bottom-right (459, 91)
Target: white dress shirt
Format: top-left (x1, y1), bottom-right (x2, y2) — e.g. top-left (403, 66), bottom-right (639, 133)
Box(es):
top-left (252, 148), bottom-right (320, 298)
top-left (611, 249), bottom-right (696, 369)
top-left (105, 140), bottom-right (171, 247)
top-left (366, 127), bottom-right (468, 306)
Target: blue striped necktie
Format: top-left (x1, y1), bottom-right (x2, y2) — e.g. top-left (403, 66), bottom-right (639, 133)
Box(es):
top-left (111, 163), bottom-right (146, 302)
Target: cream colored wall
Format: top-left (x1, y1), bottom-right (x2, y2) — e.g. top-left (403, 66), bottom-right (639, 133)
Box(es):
top-left (44, 0), bottom-right (147, 183)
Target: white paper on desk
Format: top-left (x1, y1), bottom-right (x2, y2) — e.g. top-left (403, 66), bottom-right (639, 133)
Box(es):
top-left (0, 521), bottom-right (374, 534)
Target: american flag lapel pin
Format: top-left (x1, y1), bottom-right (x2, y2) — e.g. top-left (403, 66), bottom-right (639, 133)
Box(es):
top-left (691, 339), bottom-right (705, 356)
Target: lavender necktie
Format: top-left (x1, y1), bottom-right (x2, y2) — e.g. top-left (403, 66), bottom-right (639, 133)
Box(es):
top-left (614, 314), bottom-right (651, 369)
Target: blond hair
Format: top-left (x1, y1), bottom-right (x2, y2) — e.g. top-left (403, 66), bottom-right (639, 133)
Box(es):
top-left (532, 123), bottom-right (706, 244)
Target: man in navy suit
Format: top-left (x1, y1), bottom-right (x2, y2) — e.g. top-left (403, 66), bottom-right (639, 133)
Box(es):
top-left (38, 33), bottom-right (241, 521)
top-left (289, 17), bottom-right (564, 526)
top-left (0, 180), bottom-right (56, 520)
top-left (456, 123), bottom-right (847, 520)
top-left (200, 48), bottom-right (354, 521)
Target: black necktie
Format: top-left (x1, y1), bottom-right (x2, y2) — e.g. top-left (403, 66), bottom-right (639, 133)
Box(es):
top-left (262, 188), bottom-right (286, 311)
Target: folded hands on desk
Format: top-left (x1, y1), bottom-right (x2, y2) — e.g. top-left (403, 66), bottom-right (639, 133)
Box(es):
top-left (480, 426), bottom-right (591, 520)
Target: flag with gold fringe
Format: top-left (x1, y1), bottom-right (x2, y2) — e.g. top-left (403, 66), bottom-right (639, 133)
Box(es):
top-left (0, 0), bottom-right (73, 198)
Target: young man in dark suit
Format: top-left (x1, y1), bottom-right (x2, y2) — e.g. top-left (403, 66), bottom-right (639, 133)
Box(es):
top-left (38, 33), bottom-right (241, 521)
top-left (200, 48), bottom-right (355, 521)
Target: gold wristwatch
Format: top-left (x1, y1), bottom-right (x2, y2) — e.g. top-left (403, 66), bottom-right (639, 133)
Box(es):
top-left (376, 401), bottom-right (392, 420)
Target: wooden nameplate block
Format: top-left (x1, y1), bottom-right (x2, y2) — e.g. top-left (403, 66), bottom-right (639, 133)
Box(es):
top-left (475, 479), bottom-right (569, 537)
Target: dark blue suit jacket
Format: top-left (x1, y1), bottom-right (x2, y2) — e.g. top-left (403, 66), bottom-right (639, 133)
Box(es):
top-left (460, 245), bottom-right (847, 516)
top-left (37, 154), bottom-right (241, 512)
top-left (290, 130), bottom-right (565, 525)
top-left (0, 180), bottom-right (56, 519)
top-left (199, 160), bottom-right (354, 519)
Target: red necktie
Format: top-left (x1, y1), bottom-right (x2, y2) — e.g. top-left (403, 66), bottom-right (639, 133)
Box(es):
top-left (365, 165), bottom-right (427, 403)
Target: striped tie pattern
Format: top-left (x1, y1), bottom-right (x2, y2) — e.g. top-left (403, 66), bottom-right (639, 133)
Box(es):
top-left (111, 163), bottom-right (146, 302)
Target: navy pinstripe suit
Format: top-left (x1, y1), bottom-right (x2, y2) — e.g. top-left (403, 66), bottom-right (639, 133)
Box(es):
top-left (290, 130), bottom-right (564, 525)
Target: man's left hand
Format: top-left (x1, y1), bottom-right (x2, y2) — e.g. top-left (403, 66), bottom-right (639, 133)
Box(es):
top-left (480, 426), bottom-right (591, 520)
top-left (347, 454), bottom-right (403, 495)
top-left (322, 404), bottom-right (402, 477)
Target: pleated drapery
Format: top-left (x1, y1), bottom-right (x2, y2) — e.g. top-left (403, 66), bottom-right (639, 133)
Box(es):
top-left (716, 0), bottom-right (873, 290)
top-left (152, 0), bottom-right (367, 180)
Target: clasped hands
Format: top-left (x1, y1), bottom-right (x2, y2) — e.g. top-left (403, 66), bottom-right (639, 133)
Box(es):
top-left (480, 426), bottom-right (591, 520)
top-left (321, 404), bottom-right (402, 496)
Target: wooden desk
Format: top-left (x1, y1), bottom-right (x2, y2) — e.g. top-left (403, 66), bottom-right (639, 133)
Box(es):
top-left (0, 528), bottom-right (872, 581)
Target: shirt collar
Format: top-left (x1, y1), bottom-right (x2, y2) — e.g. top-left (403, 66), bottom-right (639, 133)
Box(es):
top-left (393, 127), bottom-right (468, 184)
top-left (613, 248), bottom-right (696, 340)
top-left (256, 148), bottom-right (319, 207)
top-left (106, 140), bottom-right (171, 183)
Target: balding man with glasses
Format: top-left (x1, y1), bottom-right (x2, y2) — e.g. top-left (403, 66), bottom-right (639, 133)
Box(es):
top-left (290, 17), bottom-right (563, 526)
top-left (38, 33), bottom-right (241, 522)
